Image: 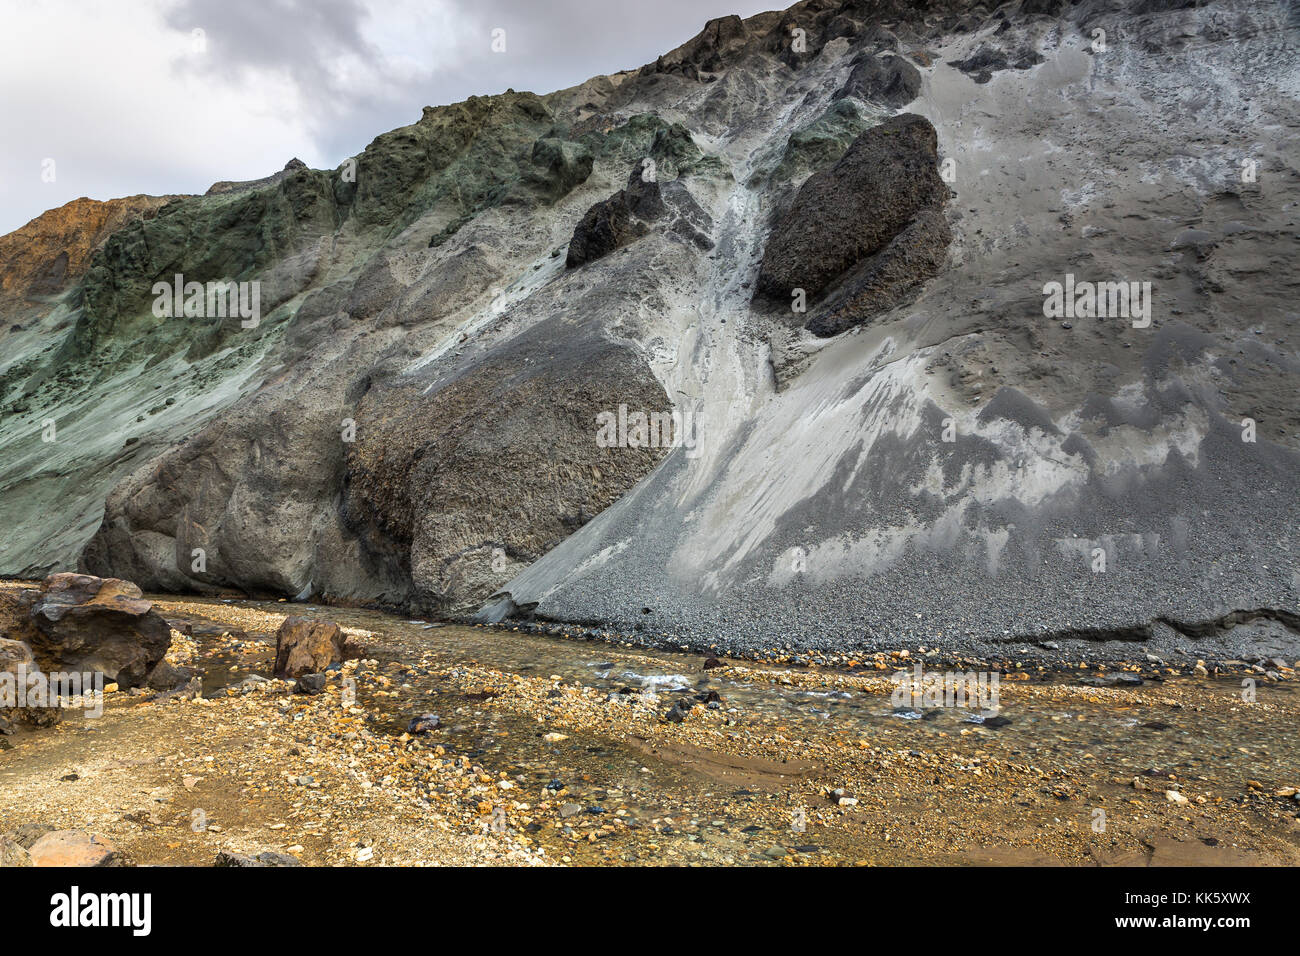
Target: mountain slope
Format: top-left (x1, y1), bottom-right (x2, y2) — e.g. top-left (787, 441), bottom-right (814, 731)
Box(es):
top-left (1, 0), bottom-right (1297, 660)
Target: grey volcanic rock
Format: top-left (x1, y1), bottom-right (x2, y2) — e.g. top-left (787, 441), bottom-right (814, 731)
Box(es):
top-left (834, 52), bottom-right (922, 106)
top-left (757, 113), bottom-right (950, 319)
top-left (344, 324), bottom-right (671, 613)
top-left (949, 44), bottom-right (1046, 83)
top-left (566, 167), bottom-right (665, 268)
top-left (807, 207), bottom-right (952, 336)
top-left (646, 14), bottom-right (749, 80)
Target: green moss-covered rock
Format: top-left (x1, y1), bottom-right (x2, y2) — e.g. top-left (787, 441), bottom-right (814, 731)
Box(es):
top-left (774, 98), bottom-right (877, 182)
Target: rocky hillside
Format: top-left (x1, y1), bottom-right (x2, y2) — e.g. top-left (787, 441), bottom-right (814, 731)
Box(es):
top-left (1, 0), bottom-right (1297, 659)
top-left (0, 195), bottom-right (176, 315)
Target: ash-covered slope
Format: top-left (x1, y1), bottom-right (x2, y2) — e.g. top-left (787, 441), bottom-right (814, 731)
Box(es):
top-left (1, 0), bottom-right (1297, 659)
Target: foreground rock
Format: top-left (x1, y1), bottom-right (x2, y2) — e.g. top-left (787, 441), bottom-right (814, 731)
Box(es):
top-left (0, 637), bottom-right (62, 730)
top-left (273, 617), bottom-right (348, 679)
top-left (20, 574), bottom-right (170, 688)
top-left (26, 830), bottom-right (123, 867)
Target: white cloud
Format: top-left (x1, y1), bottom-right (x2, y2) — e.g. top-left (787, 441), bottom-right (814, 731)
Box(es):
top-left (0, 0), bottom-right (772, 233)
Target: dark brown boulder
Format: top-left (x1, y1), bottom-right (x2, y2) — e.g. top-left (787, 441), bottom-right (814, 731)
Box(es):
top-left (565, 167), bottom-right (665, 268)
top-left (806, 208), bottom-right (953, 337)
top-left (25, 574), bottom-right (170, 689)
top-left (756, 113), bottom-right (950, 333)
top-left (273, 616), bottom-right (346, 678)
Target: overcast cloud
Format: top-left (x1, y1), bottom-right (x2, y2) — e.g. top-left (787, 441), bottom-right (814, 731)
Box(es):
top-left (0, 0), bottom-right (773, 234)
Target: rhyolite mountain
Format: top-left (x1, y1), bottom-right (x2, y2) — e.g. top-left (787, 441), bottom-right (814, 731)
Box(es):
top-left (1, 0), bottom-right (1297, 661)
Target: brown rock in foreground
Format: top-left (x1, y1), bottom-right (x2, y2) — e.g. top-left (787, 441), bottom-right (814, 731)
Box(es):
top-left (0, 835), bottom-right (31, 867)
top-left (274, 616), bottom-right (347, 678)
top-left (26, 573), bottom-right (170, 688)
top-left (27, 830), bottom-right (123, 867)
top-left (0, 637), bottom-right (63, 729)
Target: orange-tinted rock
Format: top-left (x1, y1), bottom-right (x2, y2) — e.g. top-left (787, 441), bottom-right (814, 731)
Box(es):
top-left (28, 830), bottom-right (122, 867)
top-left (274, 617), bottom-right (346, 678)
top-left (0, 195), bottom-right (175, 313)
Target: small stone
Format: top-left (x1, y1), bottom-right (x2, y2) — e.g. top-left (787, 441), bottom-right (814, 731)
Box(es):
top-left (407, 714), bottom-right (440, 734)
top-left (1166, 790), bottom-right (1188, 805)
top-left (294, 673), bottom-right (327, 695)
top-left (0, 835), bottom-right (32, 867)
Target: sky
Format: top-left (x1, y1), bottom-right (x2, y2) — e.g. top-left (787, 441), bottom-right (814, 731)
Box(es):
top-left (0, 0), bottom-right (776, 234)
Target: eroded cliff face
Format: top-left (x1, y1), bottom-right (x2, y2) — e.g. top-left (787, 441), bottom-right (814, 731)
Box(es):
top-left (2, 0), bottom-right (1297, 655)
top-left (0, 196), bottom-right (176, 316)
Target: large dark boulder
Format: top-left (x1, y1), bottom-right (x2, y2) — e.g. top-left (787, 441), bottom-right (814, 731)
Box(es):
top-left (566, 167), bottom-right (666, 268)
top-left (345, 323), bottom-right (672, 614)
top-left (757, 113), bottom-right (950, 331)
top-left (24, 574), bottom-right (170, 689)
top-left (806, 208), bottom-right (952, 337)
top-left (948, 45), bottom-right (1045, 84)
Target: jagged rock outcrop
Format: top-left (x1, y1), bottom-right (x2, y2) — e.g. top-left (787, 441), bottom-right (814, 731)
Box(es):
top-left (834, 51), bottom-right (922, 106)
top-left (206, 157), bottom-right (310, 196)
top-left (566, 167), bottom-right (665, 268)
